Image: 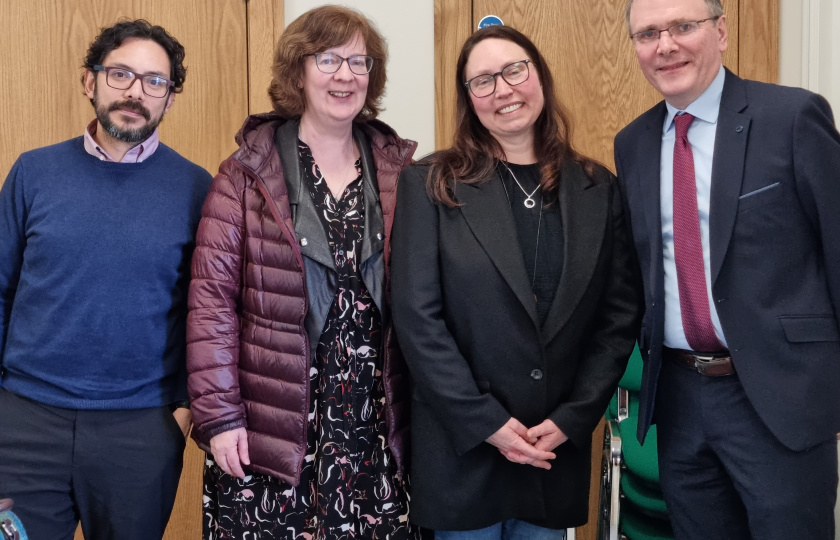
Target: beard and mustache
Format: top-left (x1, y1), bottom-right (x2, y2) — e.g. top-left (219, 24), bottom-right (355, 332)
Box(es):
top-left (94, 88), bottom-right (166, 143)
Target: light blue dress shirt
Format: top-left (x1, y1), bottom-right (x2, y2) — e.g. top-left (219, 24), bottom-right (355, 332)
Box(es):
top-left (660, 66), bottom-right (728, 350)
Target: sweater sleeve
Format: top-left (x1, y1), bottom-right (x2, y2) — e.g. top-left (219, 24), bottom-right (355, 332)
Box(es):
top-left (187, 158), bottom-right (249, 444)
top-left (0, 159), bottom-right (28, 366)
top-left (791, 93), bottom-right (840, 335)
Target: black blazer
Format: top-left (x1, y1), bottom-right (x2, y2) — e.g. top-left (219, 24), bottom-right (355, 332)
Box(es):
top-left (614, 69), bottom-right (840, 451)
top-left (391, 160), bottom-right (640, 530)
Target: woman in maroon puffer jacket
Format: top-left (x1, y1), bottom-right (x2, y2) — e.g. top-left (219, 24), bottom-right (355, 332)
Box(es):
top-left (186, 6), bottom-right (419, 539)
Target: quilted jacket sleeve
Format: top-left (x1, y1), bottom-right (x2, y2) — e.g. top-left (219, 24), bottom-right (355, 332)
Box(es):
top-left (187, 158), bottom-right (249, 446)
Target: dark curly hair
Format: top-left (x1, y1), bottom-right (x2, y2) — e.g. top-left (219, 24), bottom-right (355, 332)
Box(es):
top-left (81, 19), bottom-right (187, 95)
top-left (268, 5), bottom-right (387, 121)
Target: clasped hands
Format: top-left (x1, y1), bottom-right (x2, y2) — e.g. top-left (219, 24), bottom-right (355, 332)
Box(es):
top-left (486, 417), bottom-right (568, 470)
top-left (212, 418), bottom-right (567, 477)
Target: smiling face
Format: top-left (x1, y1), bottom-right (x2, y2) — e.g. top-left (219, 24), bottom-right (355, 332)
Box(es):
top-left (463, 38), bottom-right (544, 150)
top-left (629, 0), bottom-right (727, 109)
top-left (83, 37), bottom-right (174, 144)
top-left (300, 33), bottom-right (369, 130)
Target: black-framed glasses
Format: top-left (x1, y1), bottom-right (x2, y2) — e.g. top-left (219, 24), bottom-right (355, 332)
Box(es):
top-left (93, 65), bottom-right (173, 98)
top-left (464, 59), bottom-right (530, 98)
top-left (630, 16), bottom-right (720, 45)
top-left (309, 52), bottom-right (375, 75)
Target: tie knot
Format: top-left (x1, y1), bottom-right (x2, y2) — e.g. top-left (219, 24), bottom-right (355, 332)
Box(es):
top-left (674, 113), bottom-right (695, 139)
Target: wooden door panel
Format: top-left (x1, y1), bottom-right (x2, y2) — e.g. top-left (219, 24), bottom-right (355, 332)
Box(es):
top-left (0, 0), bottom-right (247, 182)
top-left (434, 0), bottom-right (473, 149)
top-left (246, 0), bottom-right (285, 115)
top-left (0, 2), bottom-right (248, 540)
top-left (739, 0), bottom-right (778, 82)
top-left (471, 0), bottom-right (739, 170)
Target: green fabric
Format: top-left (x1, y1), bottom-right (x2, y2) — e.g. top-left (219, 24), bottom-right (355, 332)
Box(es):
top-left (618, 411), bottom-right (660, 483)
top-left (618, 343), bottom-right (644, 391)
top-left (620, 472), bottom-right (668, 515)
top-left (607, 393), bottom-right (618, 419)
top-left (620, 506), bottom-right (675, 540)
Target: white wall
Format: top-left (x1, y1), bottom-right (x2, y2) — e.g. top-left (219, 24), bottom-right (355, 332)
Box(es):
top-left (284, 0), bottom-right (435, 158)
top-left (779, 0), bottom-right (840, 114)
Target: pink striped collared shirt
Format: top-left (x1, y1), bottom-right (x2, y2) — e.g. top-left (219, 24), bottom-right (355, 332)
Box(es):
top-left (83, 119), bottom-right (160, 163)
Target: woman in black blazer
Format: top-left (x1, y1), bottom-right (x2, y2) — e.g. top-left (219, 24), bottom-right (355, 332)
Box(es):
top-left (391, 26), bottom-right (640, 539)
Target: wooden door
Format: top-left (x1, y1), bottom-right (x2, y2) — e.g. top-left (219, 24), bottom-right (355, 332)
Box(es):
top-left (0, 0), bottom-right (248, 181)
top-left (0, 1), bottom-right (249, 539)
top-left (435, 0), bottom-right (777, 161)
top-left (433, 1), bottom-right (777, 539)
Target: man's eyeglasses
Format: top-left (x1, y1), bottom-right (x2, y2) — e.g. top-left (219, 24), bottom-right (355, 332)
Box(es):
top-left (309, 53), bottom-right (375, 75)
top-left (464, 59), bottom-right (531, 98)
top-left (93, 65), bottom-right (173, 98)
top-left (630, 17), bottom-right (720, 45)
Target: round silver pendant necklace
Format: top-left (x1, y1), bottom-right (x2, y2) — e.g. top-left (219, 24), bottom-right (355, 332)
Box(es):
top-left (498, 164), bottom-right (544, 294)
top-left (499, 160), bottom-right (540, 208)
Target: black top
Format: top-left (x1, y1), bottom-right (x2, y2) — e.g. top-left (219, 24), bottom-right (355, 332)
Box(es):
top-left (498, 162), bottom-right (563, 326)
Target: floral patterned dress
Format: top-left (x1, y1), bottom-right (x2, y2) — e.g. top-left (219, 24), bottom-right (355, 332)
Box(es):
top-left (202, 141), bottom-right (419, 540)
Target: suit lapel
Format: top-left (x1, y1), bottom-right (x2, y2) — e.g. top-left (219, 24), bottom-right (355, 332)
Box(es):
top-left (709, 71), bottom-right (750, 284)
top-left (456, 172), bottom-right (539, 325)
top-left (541, 161), bottom-right (609, 341)
top-left (640, 103), bottom-right (667, 283)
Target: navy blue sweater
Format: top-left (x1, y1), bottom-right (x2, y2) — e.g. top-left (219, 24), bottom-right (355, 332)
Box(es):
top-left (0, 137), bottom-right (212, 409)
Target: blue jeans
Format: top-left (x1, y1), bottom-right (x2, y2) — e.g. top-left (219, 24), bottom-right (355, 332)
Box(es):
top-left (435, 519), bottom-right (567, 540)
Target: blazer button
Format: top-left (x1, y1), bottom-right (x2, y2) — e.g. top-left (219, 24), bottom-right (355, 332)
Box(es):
top-left (376, 232), bottom-right (383, 241)
top-left (299, 237), bottom-right (308, 247)
top-left (530, 369), bottom-right (543, 381)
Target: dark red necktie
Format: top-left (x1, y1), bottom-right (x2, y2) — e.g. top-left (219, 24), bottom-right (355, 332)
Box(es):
top-left (673, 113), bottom-right (724, 352)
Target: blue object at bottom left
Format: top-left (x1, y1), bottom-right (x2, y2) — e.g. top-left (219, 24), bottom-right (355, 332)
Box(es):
top-left (0, 499), bottom-right (28, 540)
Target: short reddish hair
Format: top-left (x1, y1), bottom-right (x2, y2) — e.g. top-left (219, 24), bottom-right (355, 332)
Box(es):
top-left (268, 5), bottom-right (387, 121)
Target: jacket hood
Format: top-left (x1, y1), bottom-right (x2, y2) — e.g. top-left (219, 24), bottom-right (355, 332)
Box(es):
top-left (231, 112), bottom-right (417, 181)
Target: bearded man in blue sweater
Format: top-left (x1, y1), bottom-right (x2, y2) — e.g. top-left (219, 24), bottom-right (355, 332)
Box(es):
top-left (0, 20), bottom-right (212, 540)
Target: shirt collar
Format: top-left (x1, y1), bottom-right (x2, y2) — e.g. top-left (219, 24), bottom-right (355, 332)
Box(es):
top-left (83, 119), bottom-right (160, 163)
top-left (664, 65), bottom-right (725, 132)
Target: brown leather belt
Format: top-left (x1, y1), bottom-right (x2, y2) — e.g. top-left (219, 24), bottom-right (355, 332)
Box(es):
top-left (663, 347), bottom-right (735, 377)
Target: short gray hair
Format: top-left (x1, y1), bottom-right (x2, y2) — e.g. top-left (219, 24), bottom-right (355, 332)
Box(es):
top-left (625, 0), bottom-right (724, 33)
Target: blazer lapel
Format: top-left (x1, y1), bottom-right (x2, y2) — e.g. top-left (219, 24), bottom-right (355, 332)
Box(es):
top-left (456, 173), bottom-right (539, 325)
top-left (541, 161), bottom-right (609, 341)
top-left (709, 70), bottom-right (750, 284)
top-left (275, 119), bottom-right (334, 271)
top-left (354, 125), bottom-right (387, 318)
top-left (640, 103), bottom-right (667, 284)
top-left (624, 103), bottom-right (668, 323)
top-left (354, 125), bottom-right (385, 266)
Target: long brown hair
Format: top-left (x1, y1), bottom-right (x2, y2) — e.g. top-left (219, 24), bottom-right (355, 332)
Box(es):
top-left (425, 25), bottom-right (597, 206)
top-left (268, 5), bottom-right (387, 121)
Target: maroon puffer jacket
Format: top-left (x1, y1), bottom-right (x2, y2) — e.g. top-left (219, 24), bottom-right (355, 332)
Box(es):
top-left (187, 113), bottom-right (417, 484)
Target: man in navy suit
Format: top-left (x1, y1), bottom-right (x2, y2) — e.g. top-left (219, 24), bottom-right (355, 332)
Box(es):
top-left (614, 0), bottom-right (840, 538)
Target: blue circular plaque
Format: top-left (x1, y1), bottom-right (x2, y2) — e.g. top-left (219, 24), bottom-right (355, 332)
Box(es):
top-left (477, 15), bottom-right (504, 29)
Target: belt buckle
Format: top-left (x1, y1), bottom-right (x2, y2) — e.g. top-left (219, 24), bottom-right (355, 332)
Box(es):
top-left (691, 353), bottom-right (729, 376)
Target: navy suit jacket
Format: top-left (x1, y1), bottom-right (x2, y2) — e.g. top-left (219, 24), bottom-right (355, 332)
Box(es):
top-left (614, 69), bottom-right (840, 451)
